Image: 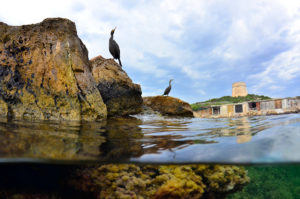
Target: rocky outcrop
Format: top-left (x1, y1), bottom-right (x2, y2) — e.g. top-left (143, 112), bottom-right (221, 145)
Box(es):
top-left (0, 18), bottom-right (107, 121)
top-left (91, 56), bottom-right (143, 116)
top-left (143, 96), bottom-right (194, 117)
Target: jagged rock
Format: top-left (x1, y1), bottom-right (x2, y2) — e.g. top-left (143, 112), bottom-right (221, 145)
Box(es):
top-left (90, 56), bottom-right (143, 116)
top-left (143, 96), bottom-right (194, 117)
top-left (0, 18), bottom-right (107, 121)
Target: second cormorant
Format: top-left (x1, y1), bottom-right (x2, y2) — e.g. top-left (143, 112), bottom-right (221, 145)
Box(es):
top-left (109, 27), bottom-right (122, 66)
top-left (163, 79), bottom-right (173, 96)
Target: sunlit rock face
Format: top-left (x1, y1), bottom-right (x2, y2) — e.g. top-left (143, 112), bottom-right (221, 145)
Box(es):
top-left (143, 96), bottom-right (194, 117)
top-left (91, 55), bottom-right (143, 116)
top-left (0, 18), bottom-right (107, 121)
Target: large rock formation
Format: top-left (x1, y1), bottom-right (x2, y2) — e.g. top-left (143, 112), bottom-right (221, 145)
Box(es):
top-left (143, 96), bottom-right (194, 117)
top-left (91, 56), bottom-right (143, 116)
top-left (0, 18), bottom-right (107, 121)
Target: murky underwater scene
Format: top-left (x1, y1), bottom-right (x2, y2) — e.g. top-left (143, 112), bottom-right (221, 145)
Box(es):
top-left (0, 113), bottom-right (299, 198)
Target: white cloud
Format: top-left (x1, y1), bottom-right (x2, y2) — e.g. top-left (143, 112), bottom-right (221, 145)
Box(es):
top-left (181, 66), bottom-right (211, 80)
top-left (1, 0), bottom-right (300, 102)
top-left (0, 0), bottom-right (74, 25)
top-left (248, 21), bottom-right (300, 95)
top-left (195, 89), bottom-right (206, 96)
top-left (141, 85), bottom-right (164, 97)
top-left (269, 85), bottom-right (284, 91)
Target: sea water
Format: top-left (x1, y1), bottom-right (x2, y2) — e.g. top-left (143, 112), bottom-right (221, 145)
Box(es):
top-left (0, 113), bottom-right (299, 198)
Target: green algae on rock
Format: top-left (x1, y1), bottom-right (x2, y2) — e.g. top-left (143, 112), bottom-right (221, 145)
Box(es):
top-left (91, 55), bottom-right (143, 117)
top-left (0, 18), bottom-right (107, 121)
top-left (71, 164), bottom-right (250, 199)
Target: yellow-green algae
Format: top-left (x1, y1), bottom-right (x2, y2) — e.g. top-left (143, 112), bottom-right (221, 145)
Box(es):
top-left (72, 164), bottom-right (249, 199)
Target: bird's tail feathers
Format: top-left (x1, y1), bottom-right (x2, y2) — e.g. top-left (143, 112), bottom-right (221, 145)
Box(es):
top-left (118, 58), bottom-right (122, 67)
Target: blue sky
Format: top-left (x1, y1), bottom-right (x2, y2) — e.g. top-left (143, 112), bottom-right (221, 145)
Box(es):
top-left (1, 0), bottom-right (300, 103)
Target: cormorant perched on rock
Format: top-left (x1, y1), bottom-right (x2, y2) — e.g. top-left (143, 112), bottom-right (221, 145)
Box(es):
top-left (163, 79), bottom-right (173, 96)
top-left (109, 27), bottom-right (122, 67)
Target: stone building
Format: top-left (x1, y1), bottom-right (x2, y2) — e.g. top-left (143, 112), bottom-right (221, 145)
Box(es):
top-left (232, 82), bottom-right (248, 97)
top-left (193, 97), bottom-right (300, 118)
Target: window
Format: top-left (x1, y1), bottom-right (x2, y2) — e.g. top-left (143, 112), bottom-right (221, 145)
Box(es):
top-left (235, 104), bottom-right (243, 113)
top-left (212, 106), bottom-right (220, 115)
top-left (248, 102), bottom-right (257, 110)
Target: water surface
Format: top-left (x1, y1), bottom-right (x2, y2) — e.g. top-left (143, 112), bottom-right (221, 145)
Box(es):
top-left (0, 113), bottom-right (299, 164)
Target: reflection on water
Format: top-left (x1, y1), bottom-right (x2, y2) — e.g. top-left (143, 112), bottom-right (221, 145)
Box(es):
top-left (0, 113), bottom-right (299, 164)
top-left (99, 117), bottom-right (144, 161)
top-left (0, 119), bottom-right (107, 160)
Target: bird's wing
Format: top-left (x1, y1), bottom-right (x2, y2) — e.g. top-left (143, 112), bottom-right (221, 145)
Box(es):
top-left (163, 86), bottom-right (171, 95)
top-left (111, 40), bottom-right (120, 58)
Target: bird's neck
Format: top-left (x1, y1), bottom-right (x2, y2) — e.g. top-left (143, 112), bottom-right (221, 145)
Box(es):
top-left (110, 34), bottom-right (114, 39)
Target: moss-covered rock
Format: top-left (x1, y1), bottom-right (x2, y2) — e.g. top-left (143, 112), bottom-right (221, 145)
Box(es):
top-left (0, 18), bottom-right (107, 121)
top-left (91, 56), bottom-right (143, 117)
top-left (153, 165), bottom-right (206, 199)
top-left (72, 164), bottom-right (250, 199)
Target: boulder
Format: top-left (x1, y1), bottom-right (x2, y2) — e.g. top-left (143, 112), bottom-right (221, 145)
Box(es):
top-left (143, 96), bottom-right (194, 117)
top-left (0, 18), bottom-right (107, 121)
top-left (91, 56), bottom-right (143, 116)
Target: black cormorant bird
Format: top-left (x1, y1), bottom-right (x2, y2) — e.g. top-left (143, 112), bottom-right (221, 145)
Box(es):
top-left (163, 79), bottom-right (173, 96)
top-left (109, 27), bottom-right (122, 67)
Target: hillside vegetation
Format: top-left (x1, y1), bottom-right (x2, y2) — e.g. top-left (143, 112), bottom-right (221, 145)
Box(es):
top-left (191, 94), bottom-right (271, 111)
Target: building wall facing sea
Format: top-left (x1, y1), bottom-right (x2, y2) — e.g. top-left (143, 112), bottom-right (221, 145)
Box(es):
top-left (194, 97), bottom-right (300, 118)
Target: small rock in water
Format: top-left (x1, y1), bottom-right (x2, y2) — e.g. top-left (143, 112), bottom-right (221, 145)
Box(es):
top-left (143, 96), bottom-right (194, 117)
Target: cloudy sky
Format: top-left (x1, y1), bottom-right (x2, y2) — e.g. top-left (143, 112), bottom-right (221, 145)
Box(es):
top-left (1, 0), bottom-right (300, 103)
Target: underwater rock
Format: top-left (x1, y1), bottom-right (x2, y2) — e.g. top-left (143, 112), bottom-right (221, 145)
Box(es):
top-left (90, 55), bottom-right (143, 117)
top-left (143, 96), bottom-right (194, 117)
top-left (71, 164), bottom-right (249, 199)
top-left (0, 18), bottom-right (107, 121)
